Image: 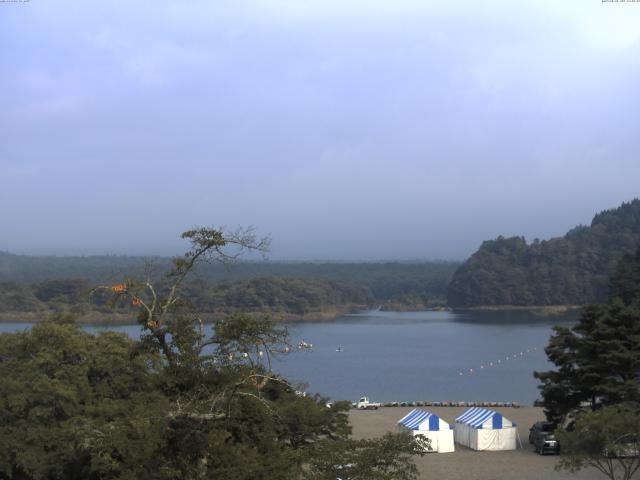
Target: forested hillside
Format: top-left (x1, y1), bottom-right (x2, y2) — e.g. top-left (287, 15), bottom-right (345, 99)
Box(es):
top-left (0, 253), bottom-right (456, 299)
top-left (0, 254), bottom-right (459, 321)
top-left (187, 277), bottom-right (375, 317)
top-left (610, 245), bottom-right (640, 305)
top-left (0, 276), bottom-right (375, 321)
top-left (447, 199), bottom-right (640, 306)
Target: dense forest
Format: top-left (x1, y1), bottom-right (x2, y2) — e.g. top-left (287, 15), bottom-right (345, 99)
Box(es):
top-left (0, 277), bottom-right (374, 321)
top-left (448, 199), bottom-right (640, 307)
top-left (609, 245), bottom-right (640, 306)
top-left (0, 254), bottom-right (459, 322)
top-left (0, 229), bottom-right (425, 479)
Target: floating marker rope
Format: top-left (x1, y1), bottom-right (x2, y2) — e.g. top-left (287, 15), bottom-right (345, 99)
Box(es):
top-left (457, 347), bottom-right (539, 376)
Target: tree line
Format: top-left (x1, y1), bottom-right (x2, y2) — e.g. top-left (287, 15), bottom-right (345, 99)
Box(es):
top-left (0, 276), bottom-right (374, 320)
top-left (448, 199), bottom-right (640, 306)
top-left (0, 254), bottom-right (459, 319)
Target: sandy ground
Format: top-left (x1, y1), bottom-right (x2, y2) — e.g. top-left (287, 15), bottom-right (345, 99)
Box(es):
top-left (349, 407), bottom-right (604, 480)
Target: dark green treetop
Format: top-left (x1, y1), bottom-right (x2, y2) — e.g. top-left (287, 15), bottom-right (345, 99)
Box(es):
top-left (610, 245), bottom-right (640, 306)
top-left (534, 301), bottom-right (640, 425)
top-left (448, 199), bottom-right (640, 306)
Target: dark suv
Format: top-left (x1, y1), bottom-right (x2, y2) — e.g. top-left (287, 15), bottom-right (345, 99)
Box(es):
top-left (528, 421), bottom-right (554, 444)
top-left (534, 432), bottom-right (560, 455)
top-left (529, 422), bottom-right (560, 455)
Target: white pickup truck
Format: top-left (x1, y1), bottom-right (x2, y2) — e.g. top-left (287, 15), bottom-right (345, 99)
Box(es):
top-left (355, 396), bottom-right (381, 410)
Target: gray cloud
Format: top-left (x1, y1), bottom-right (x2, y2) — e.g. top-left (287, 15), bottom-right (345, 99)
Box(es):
top-left (1, 0), bottom-right (639, 259)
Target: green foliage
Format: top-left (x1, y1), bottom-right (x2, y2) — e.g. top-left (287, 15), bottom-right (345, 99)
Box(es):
top-left (0, 251), bottom-right (458, 299)
top-left (0, 248), bottom-right (459, 314)
top-left (46, 310), bottom-right (78, 324)
top-left (610, 246), bottom-right (640, 307)
top-left (0, 322), bottom-right (166, 480)
top-left (308, 432), bottom-right (427, 480)
top-left (534, 302), bottom-right (640, 424)
top-left (0, 282), bottom-right (44, 311)
top-left (33, 279), bottom-right (89, 303)
top-left (187, 276), bottom-right (375, 316)
top-left (448, 199), bottom-right (640, 306)
top-left (555, 404), bottom-right (640, 480)
top-left (0, 276), bottom-right (375, 319)
top-left (537, 248), bottom-right (640, 479)
top-left (380, 292), bottom-right (436, 311)
top-left (0, 314), bottom-right (369, 479)
top-left (0, 263), bottom-right (458, 318)
top-left (0, 228), bottom-right (424, 479)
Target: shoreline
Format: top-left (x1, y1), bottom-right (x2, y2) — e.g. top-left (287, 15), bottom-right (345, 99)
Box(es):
top-left (0, 305), bottom-right (370, 325)
top-left (453, 305), bottom-right (582, 316)
top-left (0, 304), bottom-right (583, 324)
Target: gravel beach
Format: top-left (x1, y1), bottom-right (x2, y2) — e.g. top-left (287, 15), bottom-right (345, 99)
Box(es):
top-left (349, 407), bottom-right (604, 480)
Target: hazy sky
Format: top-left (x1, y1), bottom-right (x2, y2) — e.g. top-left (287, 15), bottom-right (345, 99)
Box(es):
top-left (1, 0), bottom-right (639, 260)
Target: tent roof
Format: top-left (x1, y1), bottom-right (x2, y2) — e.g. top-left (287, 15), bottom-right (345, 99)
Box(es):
top-left (397, 409), bottom-right (446, 431)
top-left (455, 407), bottom-right (514, 429)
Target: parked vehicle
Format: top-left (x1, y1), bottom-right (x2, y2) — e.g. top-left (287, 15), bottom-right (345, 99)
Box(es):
top-left (529, 421), bottom-right (555, 444)
top-left (356, 397), bottom-right (381, 410)
top-left (534, 432), bottom-right (560, 455)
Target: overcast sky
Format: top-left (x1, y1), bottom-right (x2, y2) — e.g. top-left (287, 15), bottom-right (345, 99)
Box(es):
top-left (1, 0), bottom-right (639, 260)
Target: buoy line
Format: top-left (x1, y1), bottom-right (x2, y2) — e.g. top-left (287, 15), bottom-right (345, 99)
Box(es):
top-left (457, 346), bottom-right (540, 377)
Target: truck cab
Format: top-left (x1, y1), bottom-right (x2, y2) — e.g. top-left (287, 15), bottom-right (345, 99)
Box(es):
top-left (356, 397), bottom-right (380, 410)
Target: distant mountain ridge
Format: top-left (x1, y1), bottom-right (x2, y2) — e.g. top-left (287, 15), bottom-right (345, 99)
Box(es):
top-left (447, 199), bottom-right (640, 307)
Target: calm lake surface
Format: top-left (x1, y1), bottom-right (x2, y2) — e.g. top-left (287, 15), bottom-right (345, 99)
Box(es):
top-left (0, 309), bottom-right (578, 405)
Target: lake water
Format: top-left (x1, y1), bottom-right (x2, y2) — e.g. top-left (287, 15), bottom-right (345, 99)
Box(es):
top-left (0, 309), bottom-right (578, 405)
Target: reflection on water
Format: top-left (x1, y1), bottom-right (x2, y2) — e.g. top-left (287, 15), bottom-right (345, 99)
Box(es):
top-left (451, 308), bottom-right (580, 325)
top-left (0, 309), bottom-right (579, 405)
top-left (338, 309), bottom-right (460, 325)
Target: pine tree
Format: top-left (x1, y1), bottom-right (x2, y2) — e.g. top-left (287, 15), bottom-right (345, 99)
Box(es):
top-left (610, 246), bottom-right (640, 306)
top-left (534, 302), bottom-right (640, 424)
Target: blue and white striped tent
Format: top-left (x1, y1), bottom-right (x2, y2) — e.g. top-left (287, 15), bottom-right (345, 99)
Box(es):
top-left (454, 407), bottom-right (517, 451)
top-left (455, 407), bottom-right (514, 429)
top-left (397, 409), bottom-right (455, 453)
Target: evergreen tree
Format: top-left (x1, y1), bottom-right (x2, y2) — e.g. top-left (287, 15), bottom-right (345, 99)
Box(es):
top-left (610, 246), bottom-right (640, 306)
top-left (448, 199), bottom-right (640, 307)
top-left (534, 302), bottom-right (640, 424)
